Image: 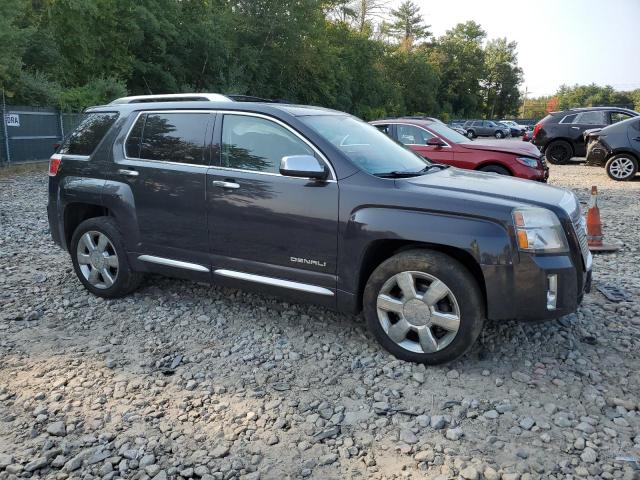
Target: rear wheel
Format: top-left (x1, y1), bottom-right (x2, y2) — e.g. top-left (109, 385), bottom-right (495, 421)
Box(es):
top-left (545, 140), bottom-right (572, 165)
top-left (605, 154), bottom-right (638, 181)
top-left (479, 164), bottom-right (510, 175)
top-left (363, 250), bottom-right (485, 364)
top-left (70, 217), bottom-right (143, 298)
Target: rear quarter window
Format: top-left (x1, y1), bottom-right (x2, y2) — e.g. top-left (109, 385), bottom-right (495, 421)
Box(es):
top-left (59, 112), bottom-right (118, 156)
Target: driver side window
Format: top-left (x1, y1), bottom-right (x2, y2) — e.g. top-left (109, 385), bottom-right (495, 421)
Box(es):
top-left (221, 115), bottom-right (314, 173)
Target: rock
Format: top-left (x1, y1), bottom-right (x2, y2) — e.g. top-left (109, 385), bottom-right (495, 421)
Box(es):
top-left (211, 445), bottom-right (229, 458)
top-left (24, 457), bottom-right (49, 472)
top-left (414, 449), bottom-right (435, 463)
top-left (46, 421), bottom-right (66, 436)
top-left (0, 454), bottom-right (13, 468)
top-left (430, 415), bottom-right (447, 429)
top-left (64, 454), bottom-right (84, 472)
top-left (484, 410), bottom-right (499, 419)
top-left (580, 447), bottom-right (597, 463)
top-left (318, 453), bottom-right (338, 466)
top-left (399, 429), bottom-right (418, 444)
top-left (511, 371), bottom-right (531, 383)
top-left (484, 466), bottom-right (500, 480)
top-left (519, 417), bottom-right (535, 430)
top-left (553, 413), bottom-right (572, 428)
top-left (152, 471), bottom-right (168, 480)
top-left (460, 466), bottom-right (479, 480)
top-left (445, 427), bottom-right (463, 441)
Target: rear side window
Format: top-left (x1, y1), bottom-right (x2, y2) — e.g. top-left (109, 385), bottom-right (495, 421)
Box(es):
top-left (59, 112), bottom-right (118, 156)
top-left (610, 111), bottom-right (634, 124)
top-left (559, 114), bottom-right (577, 124)
top-left (125, 112), bottom-right (209, 164)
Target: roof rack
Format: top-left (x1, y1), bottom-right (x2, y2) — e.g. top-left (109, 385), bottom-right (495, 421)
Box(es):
top-left (109, 93), bottom-right (234, 105)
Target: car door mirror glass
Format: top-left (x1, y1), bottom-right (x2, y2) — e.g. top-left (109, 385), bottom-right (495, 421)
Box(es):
top-left (280, 155), bottom-right (328, 180)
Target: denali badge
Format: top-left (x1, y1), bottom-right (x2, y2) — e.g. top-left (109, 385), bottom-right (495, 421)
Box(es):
top-left (290, 257), bottom-right (327, 267)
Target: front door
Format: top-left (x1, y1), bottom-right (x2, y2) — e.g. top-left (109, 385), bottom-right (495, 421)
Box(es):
top-left (395, 124), bottom-right (454, 164)
top-left (114, 110), bottom-right (213, 267)
top-left (206, 113), bottom-right (339, 302)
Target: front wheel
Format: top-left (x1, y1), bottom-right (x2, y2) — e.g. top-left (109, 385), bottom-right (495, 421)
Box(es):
top-left (479, 165), bottom-right (510, 175)
top-left (70, 216), bottom-right (143, 298)
top-left (363, 250), bottom-right (485, 364)
top-left (605, 154), bottom-right (638, 181)
top-left (466, 130), bottom-right (475, 139)
top-left (495, 130), bottom-right (504, 139)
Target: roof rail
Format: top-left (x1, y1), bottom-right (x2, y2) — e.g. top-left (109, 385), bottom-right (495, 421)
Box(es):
top-left (109, 93), bottom-right (233, 105)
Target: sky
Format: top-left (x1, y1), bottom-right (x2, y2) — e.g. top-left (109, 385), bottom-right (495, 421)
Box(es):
top-left (390, 0), bottom-right (640, 97)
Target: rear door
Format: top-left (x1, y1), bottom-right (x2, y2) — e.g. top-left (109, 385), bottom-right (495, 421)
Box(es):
top-left (114, 110), bottom-right (213, 270)
top-left (395, 123), bottom-right (454, 164)
top-left (567, 111), bottom-right (607, 156)
top-left (206, 112), bottom-right (339, 305)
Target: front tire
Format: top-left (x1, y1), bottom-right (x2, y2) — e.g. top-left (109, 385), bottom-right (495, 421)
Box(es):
top-left (70, 216), bottom-right (143, 298)
top-left (605, 154), bottom-right (638, 181)
top-left (363, 250), bottom-right (485, 364)
top-left (545, 140), bottom-right (572, 165)
top-left (479, 165), bottom-right (510, 175)
top-left (466, 130), bottom-right (475, 139)
top-left (495, 130), bottom-right (504, 139)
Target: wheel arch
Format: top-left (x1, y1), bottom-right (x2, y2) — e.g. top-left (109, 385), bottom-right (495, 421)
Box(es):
top-left (474, 161), bottom-right (513, 175)
top-left (63, 203), bottom-right (111, 251)
top-left (543, 137), bottom-right (574, 155)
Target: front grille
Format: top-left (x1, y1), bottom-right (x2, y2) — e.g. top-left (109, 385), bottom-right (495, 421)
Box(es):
top-left (572, 215), bottom-right (591, 269)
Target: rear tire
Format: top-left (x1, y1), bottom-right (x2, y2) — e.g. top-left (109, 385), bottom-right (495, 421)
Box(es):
top-left (545, 140), bottom-right (573, 165)
top-left (605, 154), bottom-right (638, 181)
top-left (363, 250), bottom-right (485, 364)
top-left (479, 165), bottom-right (510, 175)
top-left (70, 216), bottom-right (143, 298)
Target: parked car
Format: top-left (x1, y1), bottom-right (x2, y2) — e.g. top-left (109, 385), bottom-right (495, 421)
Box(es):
top-left (370, 117), bottom-right (548, 181)
top-left (584, 116), bottom-right (640, 181)
top-left (447, 121), bottom-right (468, 135)
top-left (48, 94), bottom-right (591, 364)
top-left (499, 120), bottom-right (526, 136)
top-left (531, 107), bottom-right (639, 164)
top-left (462, 120), bottom-right (511, 139)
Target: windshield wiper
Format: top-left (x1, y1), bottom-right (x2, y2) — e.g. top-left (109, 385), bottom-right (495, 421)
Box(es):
top-left (374, 164), bottom-right (446, 178)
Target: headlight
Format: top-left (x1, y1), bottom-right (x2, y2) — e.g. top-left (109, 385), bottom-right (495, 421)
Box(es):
top-left (515, 156), bottom-right (539, 168)
top-left (512, 207), bottom-right (568, 253)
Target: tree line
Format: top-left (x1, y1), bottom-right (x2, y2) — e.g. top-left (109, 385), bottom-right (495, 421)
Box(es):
top-left (1, 0), bottom-right (528, 119)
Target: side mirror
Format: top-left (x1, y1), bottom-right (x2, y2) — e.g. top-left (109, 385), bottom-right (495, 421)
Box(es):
top-left (426, 137), bottom-right (446, 147)
top-left (280, 155), bottom-right (328, 180)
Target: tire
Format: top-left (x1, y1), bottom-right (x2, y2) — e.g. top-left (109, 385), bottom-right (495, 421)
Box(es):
top-left (495, 130), bottom-right (504, 139)
top-left (466, 130), bottom-right (475, 139)
top-left (363, 250), bottom-right (485, 364)
top-left (605, 154), bottom-right (638, 181)
top-left (545, 140), bottom-right (572, 165)
top-left (479, 165), bottom-right (510, 175)
top-left (70, 216), bottom-right (143, 298)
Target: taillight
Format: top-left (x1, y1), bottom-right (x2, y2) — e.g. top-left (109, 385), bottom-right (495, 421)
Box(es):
top-left (532, 123), bottom-right (542, 139)
top-left (49, 154), bottom-right (62, 177)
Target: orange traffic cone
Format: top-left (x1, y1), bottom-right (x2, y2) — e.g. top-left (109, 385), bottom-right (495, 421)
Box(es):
top-left (586, 186), bottom-right (619, 253)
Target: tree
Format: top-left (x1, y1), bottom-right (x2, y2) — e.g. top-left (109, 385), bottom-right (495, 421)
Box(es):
top-left (482, 38), bottom-right (523, 118)
top-left (388, 1), bottom-right (431, 47)
top-left (430, 21), bottom-right (486, 117)
top-left (0, 0), bottom-right (30, 98)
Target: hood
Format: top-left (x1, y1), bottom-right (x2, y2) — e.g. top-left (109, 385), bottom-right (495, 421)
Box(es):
top-left (400, 166), bottom-right (575, 213)
top-left (460, 139), bottom-right (541, 157)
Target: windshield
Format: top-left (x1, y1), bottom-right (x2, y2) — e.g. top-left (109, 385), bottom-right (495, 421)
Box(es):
top-left (428, 123), bottom-right (471, 144)
top-left (300, 115), bottom-right (430, 175)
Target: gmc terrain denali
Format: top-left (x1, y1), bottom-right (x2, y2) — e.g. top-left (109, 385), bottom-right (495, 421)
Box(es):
top-left (48, 94), bottom-right (592, 364)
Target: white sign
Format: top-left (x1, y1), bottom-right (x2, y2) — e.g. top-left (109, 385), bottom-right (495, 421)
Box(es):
top-left (5, 113), bottom-right (20, 127)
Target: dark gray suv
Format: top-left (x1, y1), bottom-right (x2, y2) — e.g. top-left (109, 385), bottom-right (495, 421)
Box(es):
top-left (48, 94), bottom-right (592, 364)
top-left (462, 120), bottom-right (511, 139)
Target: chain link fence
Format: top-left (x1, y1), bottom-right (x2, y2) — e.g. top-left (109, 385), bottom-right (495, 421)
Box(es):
top-left (1, 105), bottom-right (83, 165)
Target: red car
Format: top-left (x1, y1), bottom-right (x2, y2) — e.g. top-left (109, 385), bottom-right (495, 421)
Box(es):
top-left (370, 118), bottom-right (548, 182)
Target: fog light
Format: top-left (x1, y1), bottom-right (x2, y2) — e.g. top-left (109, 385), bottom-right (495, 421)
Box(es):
top-left (547, 274), bottom-right (558, 310)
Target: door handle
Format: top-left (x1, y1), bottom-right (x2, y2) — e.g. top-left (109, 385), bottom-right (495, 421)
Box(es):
top-left (570, 126), bottom-right (580, 130)
top-left (118, 169), bottom-right (139, 177)
top-left (212, 180), bottom-right (240, 189)
top-left (634, 137), bottom-right (640, 141)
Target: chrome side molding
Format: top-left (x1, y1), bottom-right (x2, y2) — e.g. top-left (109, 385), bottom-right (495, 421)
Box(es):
top-left (138, 255), bottom-right (210, 273)
top-left (214, 269), bottom-right (334, 296)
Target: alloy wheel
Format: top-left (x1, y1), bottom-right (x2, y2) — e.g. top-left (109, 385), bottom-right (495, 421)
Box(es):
top-left (608, 157), bottom-right (635, 179)
top-left (76, 230), bottom-right (119, 289)
top-left (547, 144), bottom-right (569, 163)
top-left (376, 271), bottom-right (461, 354)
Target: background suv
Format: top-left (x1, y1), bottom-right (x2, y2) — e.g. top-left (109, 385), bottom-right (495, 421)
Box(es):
top-left (48, 94), bottom-right (590, 364)
top-left (462, 120), bottom-right (511, 139)
top-left (371, 117), bottom-right (548, 181)
top-left (532, 107), bottom-right (639, 164)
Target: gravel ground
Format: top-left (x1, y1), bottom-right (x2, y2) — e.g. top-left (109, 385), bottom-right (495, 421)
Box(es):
top-left (0, 163), bottom-right (639, 480)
